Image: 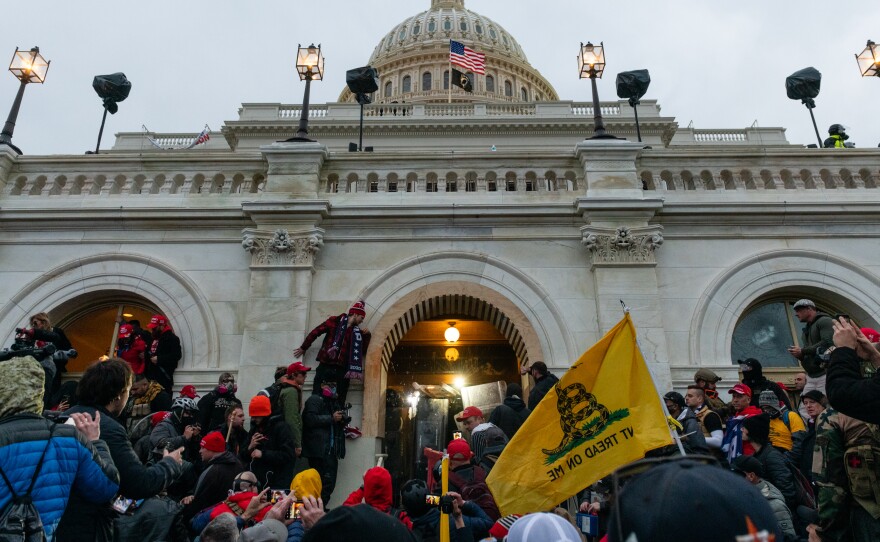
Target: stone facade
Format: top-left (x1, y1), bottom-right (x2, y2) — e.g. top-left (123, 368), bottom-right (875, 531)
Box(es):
top-left (1, 0), bottom-right (879, 495)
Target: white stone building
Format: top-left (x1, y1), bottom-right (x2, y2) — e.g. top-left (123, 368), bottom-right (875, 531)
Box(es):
top-left (2, 0), bottom-right (879, 486)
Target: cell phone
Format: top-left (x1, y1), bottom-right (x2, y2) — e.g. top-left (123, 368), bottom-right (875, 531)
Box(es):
top-left (270, 490), bottom-right (287, 504)
top-left (60, 395), bottom-right (70, 404)
top-left (285, 500), bottom-right (304, 520)
top-left (112, 495), bottom-right (134, 514)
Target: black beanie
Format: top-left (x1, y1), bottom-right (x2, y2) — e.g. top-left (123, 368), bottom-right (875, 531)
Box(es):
top-left (303, 504), bottom-right (415, 542)
top-left (742, 413), bottom-right (771, 446)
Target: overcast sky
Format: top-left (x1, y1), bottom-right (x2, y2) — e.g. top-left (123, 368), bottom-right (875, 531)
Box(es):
top-left (2, 0), bottom-right (879, 155)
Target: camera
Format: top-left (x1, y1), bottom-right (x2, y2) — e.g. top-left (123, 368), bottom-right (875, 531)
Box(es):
top-left (425, 494), bottom-right (454, 514)
top-left (285, 500), bottom-right (304, 520)
top-left (341, 402), bottom-right (353, 425)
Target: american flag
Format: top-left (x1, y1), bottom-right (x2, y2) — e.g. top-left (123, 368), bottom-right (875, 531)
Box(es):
top-left (186, 127), bottom-right (211, 149)
top-left (450, 40), bottom-right (485, 74)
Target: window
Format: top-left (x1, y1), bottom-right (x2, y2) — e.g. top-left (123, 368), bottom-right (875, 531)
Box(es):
top-left (731, 297), bottom-right (842, 368)
top-left (525, 179), bottom-right (535, 191)
top-left (402, 76), bottom-right (412, 93)
top-left (385, 34), bottom-right (393, 51)
top-left (487, 180), bottom-right (497, 192)
top-left (422, 72), bottom-right (432, 91)
top-left (489, 27), bottom-right (497, 39)
top-left (427, 180), bottom-right (438, 192)
top-left (521, 87), bottom-right (528, 101)
top-left (447, 181), bottom-right (457, 192)
top-left (504, 80), bottom-right (513, 97)
top-left (399, 27), bottom-right (407, 40)
top-left (444, 70), bottom-right (450, 90)
top-left (388, 181), bottom-right (398, 192)
top-left (466, 179), bottom-right (476, 192)
top-left (486, 75), bottom-right (495, 92)
top-left (502, 34), bottom-right (509, 47)
top-left (369, 181), bottom-right (379, 193)
top-left (443, 18), bottom-right (452, 31)
top-left (384, 81), bottom-right (393, 97)
top-left (428, 19), bottom-right (436, 32)
top-left (413, 22), bottom-right (421, 35)
top-left (475, 22), bottom-right (483, 35)
top-left (459, 19), bottom-right (468, 32)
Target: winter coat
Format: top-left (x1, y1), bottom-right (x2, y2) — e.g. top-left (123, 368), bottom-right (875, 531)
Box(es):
top-left (528, 372), bottom-right (559, 411)
top-left (148, 329), bottom-right (182, 390)
top-left (150, 414), bottom-right (189, 451)
top-left (800, 312), bottom-right (834, 377)
top-left (56, 405), bottom-right (184, 541)
top-left (677, 409), bottom-right (709, 454)
top-left (198, 388), bottom-right (242, 431)
top-left (181, 450), bottom-right (243, 521)
top-left (752, 444), bottom-right (797, 510)
top-left (280, 384), bottom-right (305, 448)
top-left (302, 393), bottom-right (346, 460)
top-left (488, 396), bottom-right (530, 439)
top-left (118, 335), bottom-right (148, 375)
top-left (242, 415), bottom-right (297, 489)
top-left (0, 413), bottom-right (120, 542)
top-left (410, 502), bottom-right (493, 542)
top-left (216, 422), bottom-right (250, 457)
top-left (299, 314), bottom-right (372, 367)
top-left (826, 346), bottom-right (880, 424)
top-left (756, 480), bottom-right (797, 542)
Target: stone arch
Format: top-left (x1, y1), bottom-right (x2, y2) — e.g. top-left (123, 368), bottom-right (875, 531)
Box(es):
top-left (0, 253), bottom-right (220, 370)
top-left (356, 251), bottom-right (576, 436)
top-left (690, 249), bottom-right (880, 366)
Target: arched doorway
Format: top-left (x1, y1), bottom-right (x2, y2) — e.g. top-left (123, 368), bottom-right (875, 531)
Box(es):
top-left (381, 293), bottom-right (529, 494)
top-left (50, 290), bottom-right (162, 372)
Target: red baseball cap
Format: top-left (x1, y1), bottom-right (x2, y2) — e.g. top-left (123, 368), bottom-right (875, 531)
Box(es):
top-left (179, 385), bottom-right (200, 399)
top-left (447, 438), bottom-right (473, 460)
top-left (728, 383), bottom-right (752, 397)
top-left (147, 314), bottom-right (168, 329)
top-left (118, 324), bottom-right (133, 338)
top-left (200, 431), bottom-right (226, 453)
top-left (455, 406), bottom-right (483, 422)
top-left (286, 361), bottom-right (311, 376)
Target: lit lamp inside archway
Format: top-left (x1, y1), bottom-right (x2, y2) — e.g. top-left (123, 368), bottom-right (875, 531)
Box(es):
top-left (445, 347), bottom-right (459, 362)
top-left (444, 321), bottom-right (460, 343)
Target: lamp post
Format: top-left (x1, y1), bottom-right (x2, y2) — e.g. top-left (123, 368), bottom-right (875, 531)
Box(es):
top-left (0, 47), bottom-right (50, 155)
top-left (289, 44), bottom-right (324, 142)
top-left (856, 40), bottom-right (879, 77)
top-left (578, 42), bottom-right (617, 139)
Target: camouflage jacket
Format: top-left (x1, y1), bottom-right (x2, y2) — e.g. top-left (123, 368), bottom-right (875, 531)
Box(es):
top-left (813, 409), bottom-right (880, 541)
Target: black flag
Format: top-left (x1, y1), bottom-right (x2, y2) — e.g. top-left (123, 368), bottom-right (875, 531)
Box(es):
top-left (451, 68), bottom-right (473, 93)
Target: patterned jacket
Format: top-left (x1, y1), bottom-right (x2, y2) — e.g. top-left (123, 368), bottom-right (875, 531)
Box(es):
top-left (813, 408), bottom-right (880, 541)
top-left (299, 314), bottom-right (371, 367)
top-left (0, 413), bottom-right (120, 540)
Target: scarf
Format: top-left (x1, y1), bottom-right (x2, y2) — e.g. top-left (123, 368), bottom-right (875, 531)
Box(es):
top-left (328, 314), bottom-right (365, 381)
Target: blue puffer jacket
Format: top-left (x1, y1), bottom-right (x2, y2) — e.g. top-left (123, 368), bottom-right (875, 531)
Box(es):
top-left (0, 413), bottom-right (120, 541)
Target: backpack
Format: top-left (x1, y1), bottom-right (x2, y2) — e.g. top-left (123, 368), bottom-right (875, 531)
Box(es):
top-left (447, 467), bottom-right (501, 521)
top-left (784, 457), bottom-right (816, 510)
top-left (0, 422), bottom-right (56, 542)
top-left (257, 382), bottom-right (288, 416)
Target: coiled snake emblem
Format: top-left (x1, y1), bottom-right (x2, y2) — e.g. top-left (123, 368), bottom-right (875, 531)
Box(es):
top-left (541, 382), bottom-right (610, 455)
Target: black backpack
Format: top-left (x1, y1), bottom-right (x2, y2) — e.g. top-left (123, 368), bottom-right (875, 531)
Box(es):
top-left (0, 422), bottom-right (56, 542)
top-left (257, 382), bottom-right (288, 416)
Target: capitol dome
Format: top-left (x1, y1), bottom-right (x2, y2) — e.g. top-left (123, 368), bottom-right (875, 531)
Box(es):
top-left (339, 0), bottom-right (559, 104)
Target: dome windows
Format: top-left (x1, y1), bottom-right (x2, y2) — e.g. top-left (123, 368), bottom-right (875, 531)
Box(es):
top-left (399, 27), bottom-right (407, 40)
top-left (502, 34), bottom-right (510, 47)
top-left (486, 75), bottom-right (495, 92)
top-left (443, 70), bottom-right (450, 90)
top-left (489, 27), bottom-right (497, 40)
top-left (384, 81), bottom-right (393, 97)
top-left (422, 72), bottom-right (432, 91)
top-left (475, 22), bottom-right (483, 35)
top-left (521, 87), bottom-right (528, 101)
top-left (504, 80), bottom-right (513, 97)
top-left (413, 22), bottom-right (421, 35)
top-left (428, 19), bottom-right (437, 32)
top-left (443, 18), bottom-right (452, 31)
top-left (402, 76), bottom-right (412, 93)
top-left (460, 19), bottom-right (468, 32)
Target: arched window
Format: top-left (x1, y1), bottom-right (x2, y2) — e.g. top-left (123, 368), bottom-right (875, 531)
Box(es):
top-left (475, 22), bottom-right (483, 35)
top-left (399, 27), bottom-right (407, 40)
top-left (732, 297), bottom-right (845, 367)
top-left (444, 70), bottom-right (450, 90)
top-left (521, 87), bottom-right (528, 101)
top-left (428, 19), bottom-right (436, 32)
top-left (486, 75), bottom-right (495, 92)
top-left (384, 81), bottom-right (393, 97)
top-left (489, 27), bottom-right (497, 39)
top-left (422, 72), bottom-right (432, 91)
top-left (402, 76), bottom-right (412, 93)
top-left (504, 80), bottom-right (513, 97)
top-left (459, 19), bottom-right (468, 32)
top-left (443, 18), bottom-right (452, 31)
top-left (413, 22), bottom-right (421, 35)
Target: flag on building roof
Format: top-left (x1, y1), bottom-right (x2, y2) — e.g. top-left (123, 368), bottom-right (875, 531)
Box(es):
top-left (486, 313), bottom-right (673, 515)
top-left (450, 40), bottom-right (486, 74)
top-left (451, 68), bottom-right (473, 93)
top-left (186, 127), bottom-right (211, 149)
top-left (143, 124), bottom-right (212, 150)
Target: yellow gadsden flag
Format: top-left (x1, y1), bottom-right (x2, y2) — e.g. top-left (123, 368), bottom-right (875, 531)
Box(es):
top-left (486, 313), bottom-right (672, 515)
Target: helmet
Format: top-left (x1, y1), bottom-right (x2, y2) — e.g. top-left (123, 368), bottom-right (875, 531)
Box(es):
top-left (828, 124), bottom-right (846, 135)
top-left (400, 479), bottom-right (429, 517)
top-left (171, 397), bottom-right (198, 412)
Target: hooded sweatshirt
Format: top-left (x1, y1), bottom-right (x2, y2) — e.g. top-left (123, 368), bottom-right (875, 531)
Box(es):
top-left (343, 466), bottom-right (393, 513)
top-left (290, 468), bottom-right (323, 500)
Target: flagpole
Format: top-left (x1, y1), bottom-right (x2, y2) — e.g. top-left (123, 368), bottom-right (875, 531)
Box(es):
top-left (448, 55), bottom-right (453, 104)
top-left (620, 300), bottom-right (687, 456)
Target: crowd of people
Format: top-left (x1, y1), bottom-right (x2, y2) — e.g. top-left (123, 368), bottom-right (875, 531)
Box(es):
top-left (2, 296), bottom-right (880, 541)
